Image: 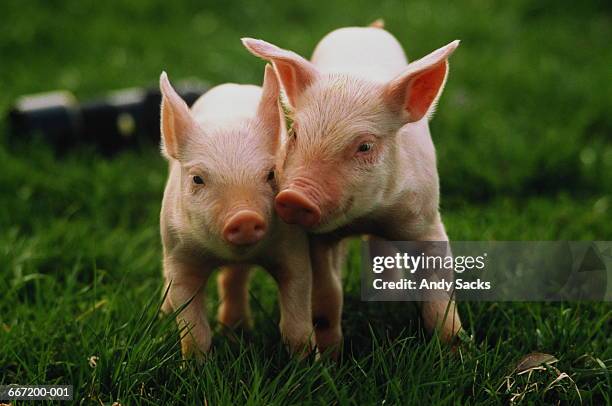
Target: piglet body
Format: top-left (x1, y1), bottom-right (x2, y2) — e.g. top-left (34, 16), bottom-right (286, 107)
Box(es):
top-left (311, 27), bottom-right (407, 81)
top-left (159, 67), bottom-right (313, 360)
top-left (243, 23), bottom-right (463, 352)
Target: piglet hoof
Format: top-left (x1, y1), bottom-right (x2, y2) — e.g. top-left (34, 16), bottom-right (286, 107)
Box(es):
top-left (180, 344), bottom-right (207, 364)
top-left (282, 326), bottom-right (316, 359)
top-left (313, 321), bottom-right (343, 361)
top-left (180, 334), bottom-right (211, 364)
top-left (316, 342), bottom-right (342, 361)
top-left (286, 341), bottom-right (316, 361)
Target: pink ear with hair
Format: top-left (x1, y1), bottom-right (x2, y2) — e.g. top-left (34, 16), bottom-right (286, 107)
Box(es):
top-left (384, 40), bottom-right (460, 123)
top-left (159, 71), bottom-right (196, 159)
top-left (242, 38), bottom-right (319, 107)
top-left (256, 64), bottom-right (284, 152)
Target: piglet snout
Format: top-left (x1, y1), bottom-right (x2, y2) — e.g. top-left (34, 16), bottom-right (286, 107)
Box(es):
top-left (275, 189), bottom-right (321, 228)
top-left (223, 210), bottom-right (267, 246)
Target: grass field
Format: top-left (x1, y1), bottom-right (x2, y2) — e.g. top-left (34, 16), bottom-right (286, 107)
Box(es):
top-left (0, 0), bottom-right (610, 404)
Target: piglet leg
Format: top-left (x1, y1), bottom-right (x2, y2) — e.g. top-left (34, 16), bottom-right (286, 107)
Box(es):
top-left (217, 265), bottom-right (253, 329)
top-left (310, 238), bottom-right (346, 358)
top-left (166, 259), bottom-right (212, 361)
top-left (414, 221), bottom-right (463, 343)
top-left (271, 250), bottom-right (315, 357)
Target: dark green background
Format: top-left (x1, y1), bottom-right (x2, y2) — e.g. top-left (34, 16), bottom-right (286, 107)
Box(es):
top-left (0, 1), bottom-right (610, 404)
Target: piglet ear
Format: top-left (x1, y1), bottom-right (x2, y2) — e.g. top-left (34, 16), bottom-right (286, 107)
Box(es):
top-left (242, 38), bottom-right (319, 107)
top-left (384, 40), bottom-right (460, 123)
top-left (256, 64), bottom-right (284, 152)
top-left (159, 71), bottom-right (197, 159)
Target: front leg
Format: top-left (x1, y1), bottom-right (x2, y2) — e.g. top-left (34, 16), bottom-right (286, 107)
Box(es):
top-left (269, 235), bottom-right (315, 356)
top-left (310, 237), bottom-right (346, 358)
top-left (413, 220), bottom-right (463, 343)
top-left (389, 216), bottom-right (463, 343)
top-left (165, 257), bottom-right (213, 361)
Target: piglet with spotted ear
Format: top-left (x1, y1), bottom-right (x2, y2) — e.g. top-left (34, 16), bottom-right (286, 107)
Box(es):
top-left (158, 65), bottom-right (314, 361)
top-left (243, 23), bottom-right (463, 353)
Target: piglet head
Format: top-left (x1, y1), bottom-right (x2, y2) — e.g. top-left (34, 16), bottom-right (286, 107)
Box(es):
top-left (160, 67), bottom-right (282, 252)
top-left (242, 38), bottom-right (459, 233)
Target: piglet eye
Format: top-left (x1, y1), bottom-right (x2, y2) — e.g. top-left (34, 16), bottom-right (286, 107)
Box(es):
top-left (192, 175), bottom-right (205, 185)
top-left (357, 142), bottom-right (373, 153)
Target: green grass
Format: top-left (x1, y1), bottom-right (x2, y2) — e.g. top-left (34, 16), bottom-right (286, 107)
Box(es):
top-left (0, 0), bottom-right (610, 404)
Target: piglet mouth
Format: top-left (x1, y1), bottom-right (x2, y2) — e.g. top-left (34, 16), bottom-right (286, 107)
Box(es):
top-left (310, 199), bottom-right (354, 234)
